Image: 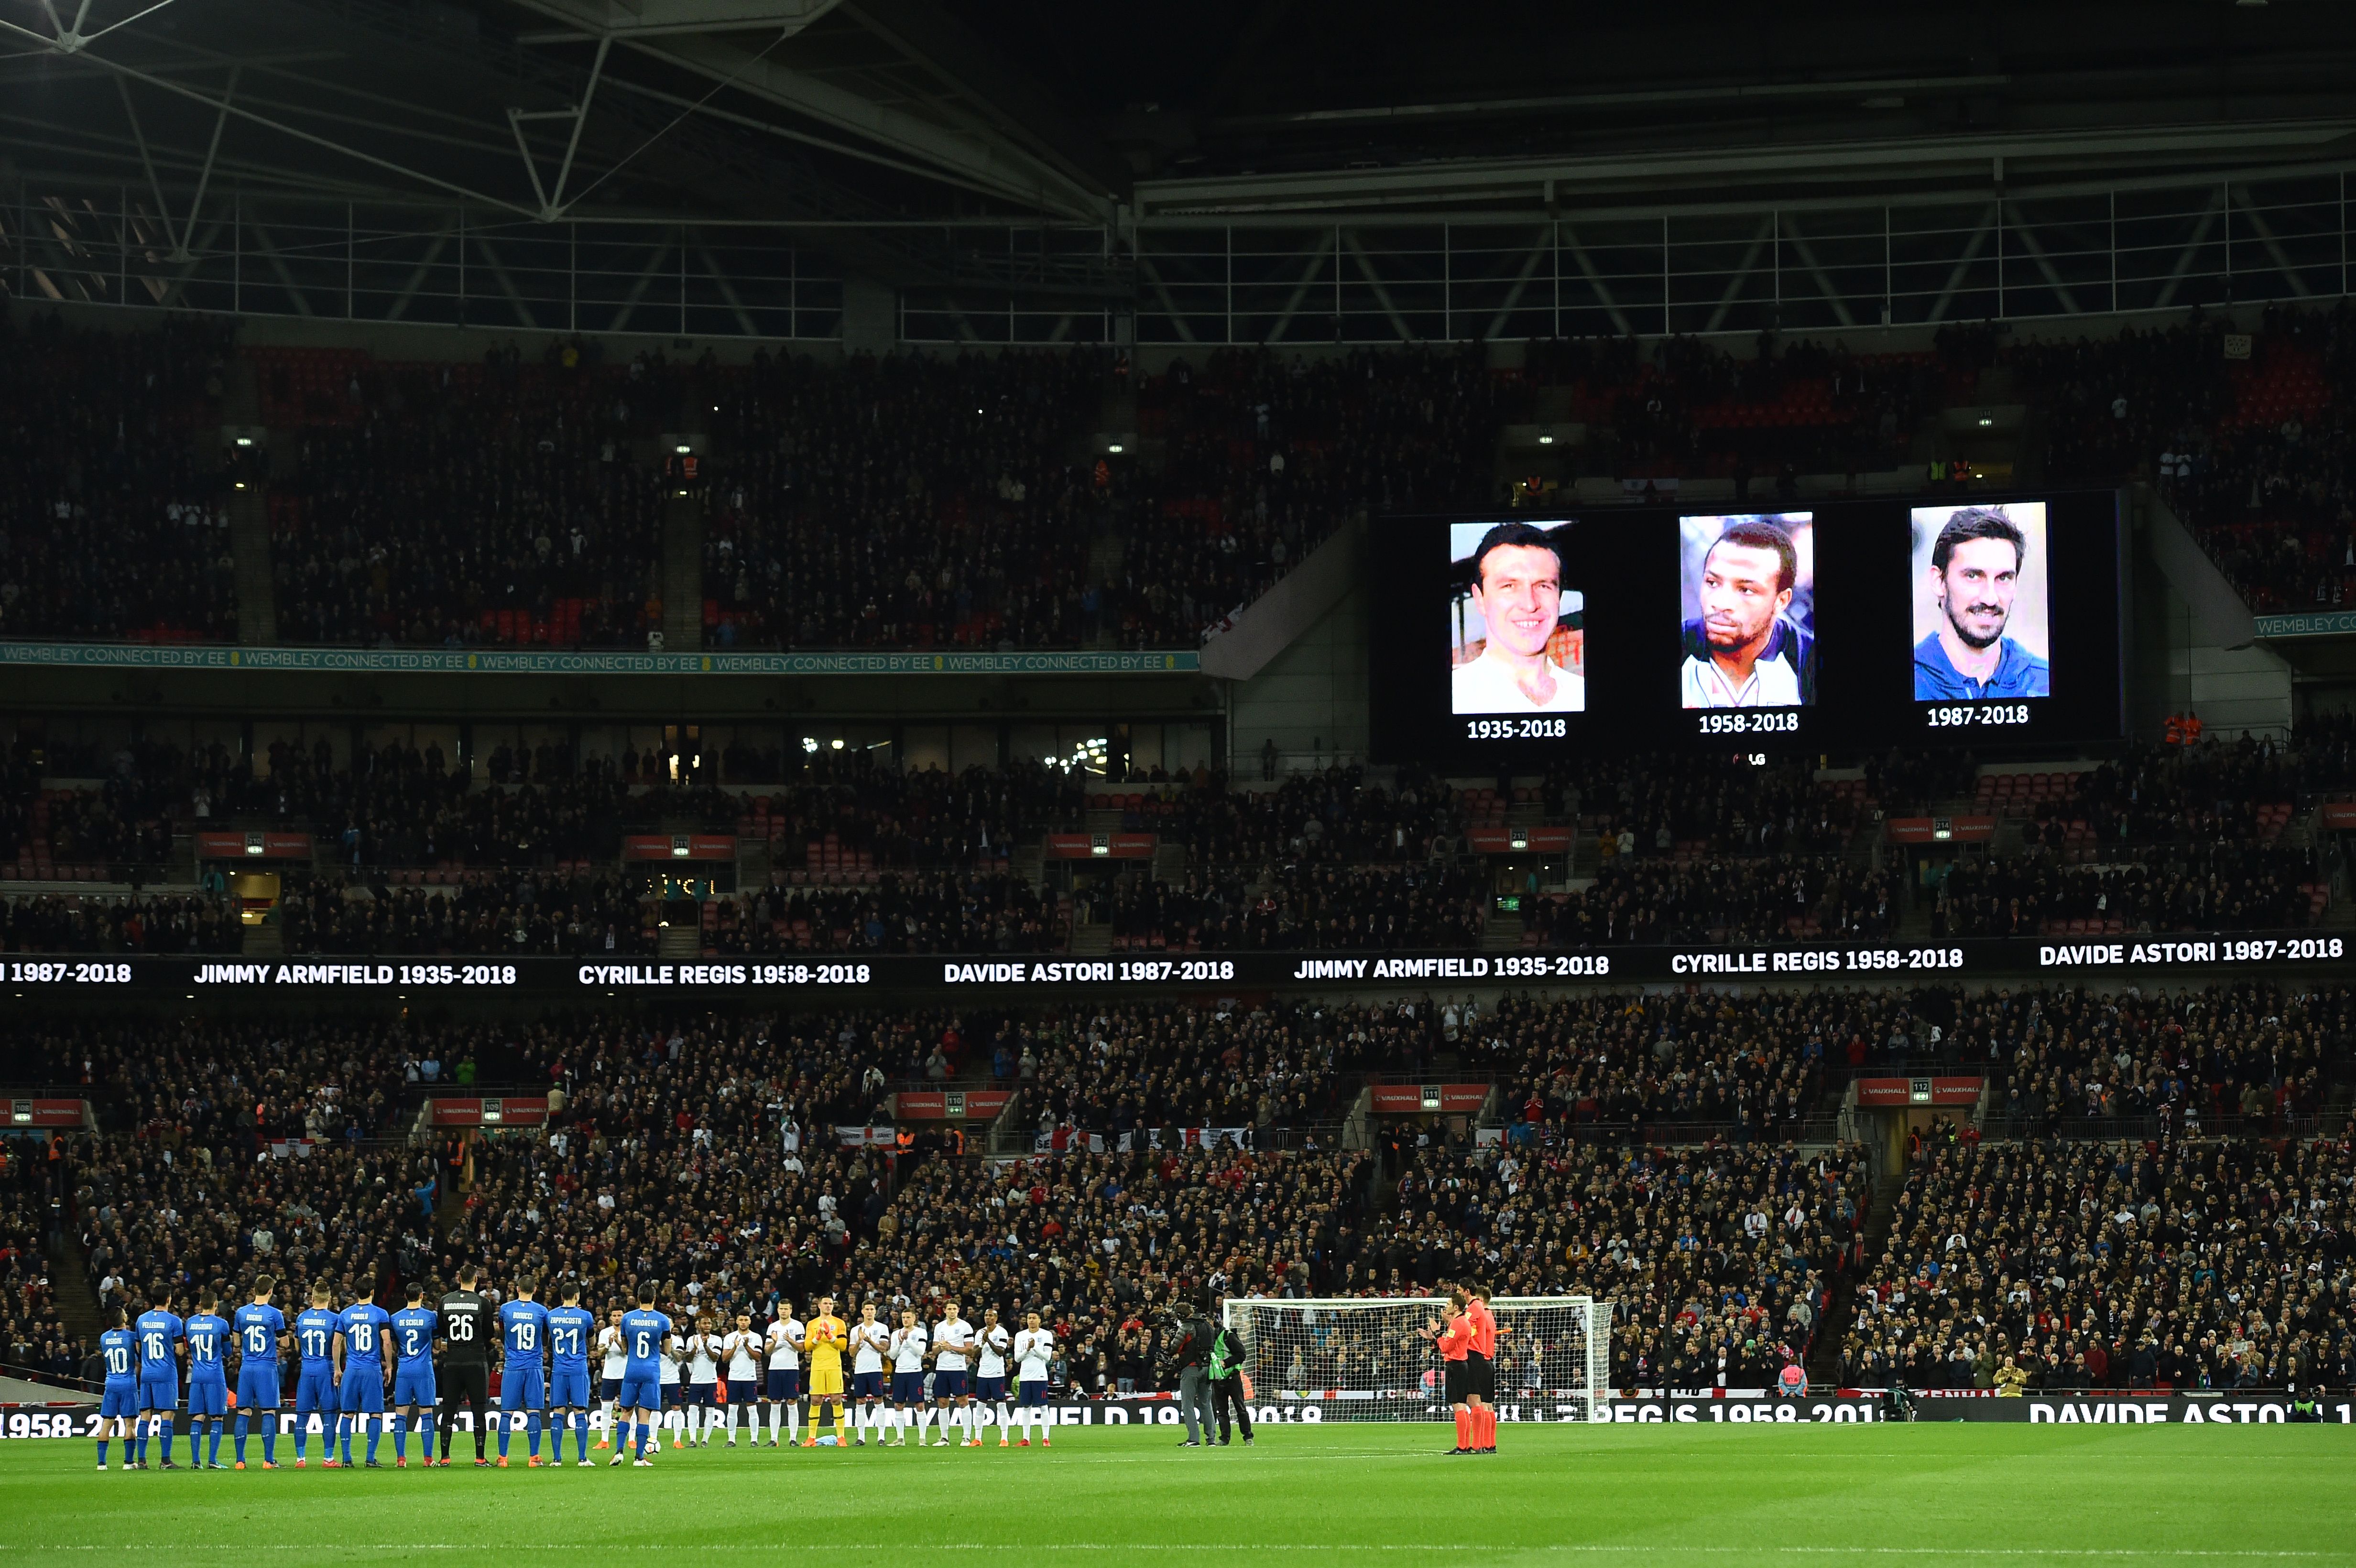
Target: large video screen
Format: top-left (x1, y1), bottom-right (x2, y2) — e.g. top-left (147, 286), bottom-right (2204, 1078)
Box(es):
top-left (1374, 490), bottom-right (2122, 761)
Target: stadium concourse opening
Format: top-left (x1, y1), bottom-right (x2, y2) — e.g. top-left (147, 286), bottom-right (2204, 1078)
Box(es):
top-left (4, 0), bottom-right (2356, 1555)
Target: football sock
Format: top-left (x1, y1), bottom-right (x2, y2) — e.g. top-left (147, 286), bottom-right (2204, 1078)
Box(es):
top-left (96, 1439), bottom-right (108, 1467)
top-left (186, 1421), bottom-right (202, 1468)
top-left (1454, 1410), bottom-right (1471, 1449)
top-left (365, 1415), bottom-right (381, 1466)
top-left (996, 1402), bottom-right (1012, 1438)
top-left (337, 1414), bottom-right (353, 1464)
top-left (234, 1415), bottom-right (248, 1464)
top-left (916, 1408), bottom-right (934, 1442)
top-left (528, 1412), bottom-right (542, 1459)
top-left (577, 1411), bottom-right (591, 1462)
top-left (832, 1406), bottom-right (846, 1444)
top-left (208, 1421), bottom-right (224, 1466)
top-left (292, 1421), bottom-right (305, 1461)
top-left (393, 1415), bottom-right (407, 1462)
top-left (599, 1399), bottom-right (615, 1439)
top-left (262, 1421), bottom-right (276, 1466)
top-left (497, 1414), bottom-right (511, 1458)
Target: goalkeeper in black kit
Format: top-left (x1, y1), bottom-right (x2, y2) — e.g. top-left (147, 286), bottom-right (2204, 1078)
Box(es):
top-left (1207, 1306), bottom-right (1253, 1448)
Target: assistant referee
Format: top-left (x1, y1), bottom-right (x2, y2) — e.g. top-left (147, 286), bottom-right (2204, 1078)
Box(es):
top-left (1425, 1288), bottom-right (1475, 1455)
top-left (437, 1266), bottom-right (493, 1467)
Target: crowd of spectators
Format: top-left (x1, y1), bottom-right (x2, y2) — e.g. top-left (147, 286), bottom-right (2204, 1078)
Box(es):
top-left (1931, 842), bottom-right (2327, 938)
top-left (1553, 753), bottom-right (1873, 863)
top-left (700, 871), bottom-right (1065, 956)
top-left (0, 1143), bottom-right (75, 1383)
top-left (265, 343), bottom-right (666, 647)
top-left (0, 313), bottom-right (239, 643)
top-left (1094, 861), bottom-right (1490, 953)
top-left (1845, 1125), bottom-right (2354, 1394)
top-left (1527, 854), bottom-right (1902, 947)
top-left (276, 870), bottom-right (658, 957)
top-left (0, 891), bottom-right (241, 954)
top-left (1963, 982), bottom-right (2347, 1134)
top-left (2017, 300), bottom-right (2356, 616)
top-left (701, 348), bottom-right (1109, 650)
top-left (1471, 987), bottom-right (1864, 1140)
top-left (1134, 348), bottom-right (1502, 643)
top-left (1527, 330), bottom-right (1945, 483)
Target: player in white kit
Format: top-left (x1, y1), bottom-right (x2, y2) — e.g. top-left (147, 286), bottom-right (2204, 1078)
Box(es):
top-left (685, 1320), bottom-right (720, 1446)
top-left (658, 1330), bottom-right (685, 1448)
top-left (1011, 1312), bottom-right (1055, 1448)
top-left (763, 1302), bottom-right (806, 1448)
top-left (931, 1301), bottom-right (975, 1448)
top-left (594, 1308), bottom-right (626, 1450)
top-left (973, 1307), bottom-right (1013, 1448)
top-left (848, 1303), bottom-right (890, 1448)
top-left (886, 1309), bottom-right (928, 1447)
top-left (720, 1313), bottom-right (764, 1447)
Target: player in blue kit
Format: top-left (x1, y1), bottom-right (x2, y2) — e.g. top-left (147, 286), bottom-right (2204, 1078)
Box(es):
top-left (545, 1284), bottom-right (599, 1467)
top-left (132, 1294), bottom-right (184, 1470)
top-left (96, 1308), bottom-right (139, 1470)
top-left (610, 1288), bottom-right (672, 1468)
top-left (496, 1281), bottom-right (551, 1467)
top-left (334, 1291), bottom-right (393, 1468)
top-left (231, 1278), bottom-right (286, 1470)
top-left (388, 1284), bottom-right (439, 1469)
top-left (183, 1293), bottom-right (233, 1469)
top-left (290, 1285), bottom-right (340, 1467)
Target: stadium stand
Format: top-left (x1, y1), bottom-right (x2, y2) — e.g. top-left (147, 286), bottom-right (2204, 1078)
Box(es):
top-left (1846, 1122), bottom-right (2356, 1393)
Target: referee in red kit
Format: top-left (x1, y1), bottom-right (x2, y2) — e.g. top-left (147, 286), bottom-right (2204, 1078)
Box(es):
top-left (1464, 1287), bottom-right (1502, 1454)
top-left (1423, 1288), bottom-right (1475, 1454)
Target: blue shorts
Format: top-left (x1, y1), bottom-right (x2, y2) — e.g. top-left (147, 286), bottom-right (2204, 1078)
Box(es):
top-left (339, 1370), bottom-right (385, 1415)
top-left (1018, 1380), bottom-right (1048, 1408)
top-left (500, 1366), bottom-right (545, 1410)
top-left (100, 1383), bottom-right (139, 1420)
top-left (851, 1370), bottom-right (884, 1400)
top-left (764, 1369), bottom-right (801, 1401)
top-left (393, 1367), bottom-right (437, 1407)
top-left (890, 1372), bottom-right (925, 1405)
top-left (237, 1366), bottom-right (282, 1411)
top-left (294, 1368), bottom-right (337, 1415)
top-left (551, 1370), bottom-right (591, 1409)
top-left (137, 1372), bottom-right (177, 1411)
top-left (600, 1376), bottom-right (622, 1402)
top-left (616, 1376), bottom-right (661, 1413)
top-left (188, 1376), bottom-right (229, 1417)
top-left (933, 1370), bottom-right (968, 1401)
top-left (661, 1384), bottom-right (681, 1409)
top-left (976, 1376), bottom-right (1006, 1403)
top-left (685, 1383), bottom-right (714, 1406)
top-left (726, 1378), bottom-right (758, 1405)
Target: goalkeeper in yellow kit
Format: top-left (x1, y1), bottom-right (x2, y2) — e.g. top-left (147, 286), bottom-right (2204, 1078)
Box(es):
top-left (801, 1295), bottom-right (848, 1448)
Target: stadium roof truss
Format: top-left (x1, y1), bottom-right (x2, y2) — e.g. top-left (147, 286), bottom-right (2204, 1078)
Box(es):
top-left (2, 0), bottom-right (2356, 345)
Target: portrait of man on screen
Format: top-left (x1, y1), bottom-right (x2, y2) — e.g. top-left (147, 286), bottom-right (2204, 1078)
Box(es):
top-left (1912, 504), bottom-right (2052, 701)
top-left (1679, 514), bottom-right (1815, 709)
top-left (1450, 522), bottom-right (1586, 715)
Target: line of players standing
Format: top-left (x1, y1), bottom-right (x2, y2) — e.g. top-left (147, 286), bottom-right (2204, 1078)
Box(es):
top-left (90, 1270), bottom-right (1063, 1470)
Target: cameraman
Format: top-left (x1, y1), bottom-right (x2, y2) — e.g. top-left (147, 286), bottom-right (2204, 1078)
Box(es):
top-left (1207, 1297), bottom-right (1254, 1447)
top-left (1162, 1301), bottom-right (1216, 1448)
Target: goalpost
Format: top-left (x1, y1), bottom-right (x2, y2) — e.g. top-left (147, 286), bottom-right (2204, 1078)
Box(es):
top-left (1221, 1296), bottom-right (1614, 1423)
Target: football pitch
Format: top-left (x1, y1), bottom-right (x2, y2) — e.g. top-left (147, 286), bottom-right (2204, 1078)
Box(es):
top-left (1, 1424), bottom-right (2350, 1563)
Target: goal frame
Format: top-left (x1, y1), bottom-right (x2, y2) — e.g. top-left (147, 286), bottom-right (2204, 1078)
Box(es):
top-left (1220, 1295), bottom-right (1613, 1423)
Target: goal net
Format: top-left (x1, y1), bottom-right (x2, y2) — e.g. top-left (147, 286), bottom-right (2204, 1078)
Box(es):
top-left (1221, 1296), bottom-right (1613, 1423)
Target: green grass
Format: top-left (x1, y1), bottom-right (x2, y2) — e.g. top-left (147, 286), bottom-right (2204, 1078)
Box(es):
top-left (2, 1423), bottom-right (2352, 1562)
